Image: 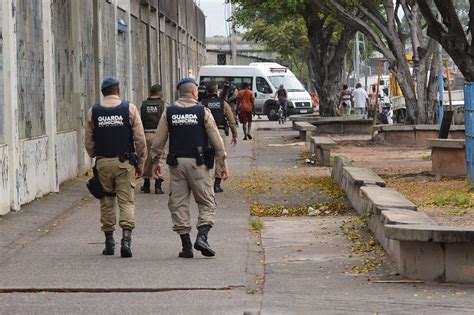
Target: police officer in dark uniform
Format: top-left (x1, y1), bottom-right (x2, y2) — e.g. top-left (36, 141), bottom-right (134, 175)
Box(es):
top-left (150, 77), bottom-right (228, 258)
top-left (201, 81), bottom-right (237, 193)
top-left (197, 81), bottom-right (207, 102)
top-left (85, 76), bottom-right (147, 258)
top-left (140, 84), bottom-right (167, 194)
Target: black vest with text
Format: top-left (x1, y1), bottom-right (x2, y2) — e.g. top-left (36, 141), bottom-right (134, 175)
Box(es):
top-left (167, 104), bottom-right (207, 157)
top-left (92, 101), bottom-right (133, 157)
top-left (141, 98), bottom-right (164, 130)
top-left (202, 95), bottom-right (225, 127)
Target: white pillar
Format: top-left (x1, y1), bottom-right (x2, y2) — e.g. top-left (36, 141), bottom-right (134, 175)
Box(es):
top-left (42, 0), bottom-right (59, 192)
top-left (2, 0), bottom-right (20, 211)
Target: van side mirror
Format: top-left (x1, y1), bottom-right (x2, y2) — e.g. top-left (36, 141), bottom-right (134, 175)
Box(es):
top-left (255, 92), bottom-right (257, 97)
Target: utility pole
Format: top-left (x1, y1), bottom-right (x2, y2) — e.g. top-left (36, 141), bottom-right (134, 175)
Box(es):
top-left (230, 1), bottom-right (237, 65)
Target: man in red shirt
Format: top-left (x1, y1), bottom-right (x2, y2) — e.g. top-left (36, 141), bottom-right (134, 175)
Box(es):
top-left (236, 82), bottom-right (255, 140)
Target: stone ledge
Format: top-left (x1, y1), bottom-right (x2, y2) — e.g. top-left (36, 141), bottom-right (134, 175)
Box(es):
top-left (293, 121), bottom-right (317, 131)
top-left (427, 139), bottom-right (465, 149)
top-left (381, 209), bottom-right (437, 225)
top-left (310, 136), bottom-right (337, 149)
top-left (380, 125), bottom-right (414, 131)
top-left (331, 156), bottom-right (353, 186)
top-left (343, 167), bottom-right (386, 188)
top-left (385, 224), bottom-right (474, 242)
top-left (331, 160), bottom-right (474, 283)
top-left (360, 186), bottom-right (417, 215)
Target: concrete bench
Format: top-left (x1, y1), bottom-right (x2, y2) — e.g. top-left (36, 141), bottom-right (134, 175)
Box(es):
top-left (331, 156), bottom-right (353, 186)
top-left (373, 124), bottom-right (466, 147)
top-left (385, 224), bottom-right (474, 283)
top-left (331, 159), bottom-right (474, 283)
top-left (293, 121), bottom-right (317, 143)
top-left (358, 185), bottom-right (417, 215)
top-left (310, 136), bottom-right (337, 166)
top-left (427, 139), bottom-right (466, 177)
top-left (341, 167), bottom-right (386, 207)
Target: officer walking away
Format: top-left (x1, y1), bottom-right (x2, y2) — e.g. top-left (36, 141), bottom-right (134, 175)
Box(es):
top-left (225, 81), bottom-right (239, 125)
top-left (85, 76), bottom-right (147, 258)
top-left (140, 84), bottom-right (167, 194)
top-left (236, 82), bottom-right (255, 140)
top-left (150, 77), bottom-right (229, 259)
top-left (201, 81), bottom-right (237, 193)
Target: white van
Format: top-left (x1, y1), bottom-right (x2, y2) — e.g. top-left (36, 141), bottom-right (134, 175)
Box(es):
top-left (198, 62), bottom-right (313, 120)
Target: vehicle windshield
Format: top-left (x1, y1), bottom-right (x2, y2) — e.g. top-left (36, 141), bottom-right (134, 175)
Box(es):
top-left (268, 75), bottom-right (305, 92)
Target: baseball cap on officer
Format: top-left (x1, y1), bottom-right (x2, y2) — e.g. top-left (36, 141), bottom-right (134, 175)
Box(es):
top-left (101, 76), bottom-right (120, 91)
top-left (177, 76), bottom-right (198, 89)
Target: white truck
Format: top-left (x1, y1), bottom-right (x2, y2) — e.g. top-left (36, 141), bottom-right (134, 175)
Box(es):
top-left (198, 63), bottom-right (314, 120)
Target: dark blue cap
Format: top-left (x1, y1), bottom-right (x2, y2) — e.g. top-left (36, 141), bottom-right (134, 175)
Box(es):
top-left (101, 76), bottom-right (120, 91)
top-left (177, 76), bottom-right (198, 89)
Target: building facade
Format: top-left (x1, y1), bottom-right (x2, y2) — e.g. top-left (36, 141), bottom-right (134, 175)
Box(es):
top-left (0, 0), bottom-right (206, 215)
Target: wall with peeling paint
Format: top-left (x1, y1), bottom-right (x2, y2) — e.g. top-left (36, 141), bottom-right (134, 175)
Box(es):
top-left (0, 0), bottom-right (206, 216)
top-left (17, 137), bottom-right (50, 204)
top-left (16, 0), bottom-right (46, 140)
top-left (56, 131), bottom-right (78, 185)
top-left (0, 3), bottom-right (4, 145)
top-left (0, 146), bottom-right (8, 215)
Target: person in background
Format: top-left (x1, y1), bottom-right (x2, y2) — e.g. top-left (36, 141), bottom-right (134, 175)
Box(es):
top-left (274, 84), bottom-right (288, 119)
top-left (338, 84), bottom-right (352, 116)
top-left (352, 83), bottom-right (369, 116)
top-left (236, 82), bottom-right (255, 140)
top-left (310, 92), bottom-right (319, 112)
top-left (201, 81), bottom-right (238, 193)
top-left (225, 81), bottom-right (239, 125)
top-left (140, 84), bottom-right (167, 194)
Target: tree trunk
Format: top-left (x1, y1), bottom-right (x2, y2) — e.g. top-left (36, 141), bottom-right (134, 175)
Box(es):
top-left (303, 0), bottom-right (355, 116)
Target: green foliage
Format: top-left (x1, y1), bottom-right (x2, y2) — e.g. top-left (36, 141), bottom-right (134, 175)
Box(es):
top-left (233, 0), bottom-right (309, 78)
top-left (432, 192), bottom-right (473, 208)
top-left (249, 220), bottom-right (264, 231)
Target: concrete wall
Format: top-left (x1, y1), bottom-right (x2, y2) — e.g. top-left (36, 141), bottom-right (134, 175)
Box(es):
top-left (0, 0), bottom-right (206, 215)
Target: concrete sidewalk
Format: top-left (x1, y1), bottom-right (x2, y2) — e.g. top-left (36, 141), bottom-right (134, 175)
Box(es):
top-left (0, 127), bottom-right (261, 314)
top-left (3, 119), bottom-right (474, 314)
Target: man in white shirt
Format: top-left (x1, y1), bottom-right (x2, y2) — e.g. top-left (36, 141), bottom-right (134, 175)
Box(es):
top-left (352, 83), bottom-right (369, 116)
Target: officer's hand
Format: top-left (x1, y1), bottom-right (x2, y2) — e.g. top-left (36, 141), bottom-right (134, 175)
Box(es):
top-left (231, 137), bottom-right (237, 146)
top-left (221, 169), bottom-right (229, 180)
top-left (152, 164), bottom-right (161, 179)
top-left (135, 167), bottom-right (144, 178)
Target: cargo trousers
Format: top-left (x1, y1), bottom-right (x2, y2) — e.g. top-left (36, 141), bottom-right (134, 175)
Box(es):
top-left (168, 157), bottom-right (216, 235)
top-left (96, 158), bottom-right (136, 231)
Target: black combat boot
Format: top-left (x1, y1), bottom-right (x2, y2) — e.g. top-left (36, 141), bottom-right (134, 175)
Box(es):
top-left (120, 229), bottom-right (132, 258)
top-left (214, 178), bottom-right (223, 193)
top-left (102, 231), bottom-right (115, 255)
top-left (140, 178), bottom-right (151, 193)
top-left (194, 225), bottom-right (215, 257)
top-left (178, 234), bottom-right (194, 258)
top-left (155, 179), bottom-right (164, 194)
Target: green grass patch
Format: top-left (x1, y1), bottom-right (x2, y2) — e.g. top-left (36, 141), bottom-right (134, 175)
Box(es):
top-left (421, 154), bottom-right (432, 161)
top-left (443, 209), bottom-right (467, 216)
top-left (432, 192), bottom-right (473, 208)
top-left (249, 220), bottom-right (264, 231)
